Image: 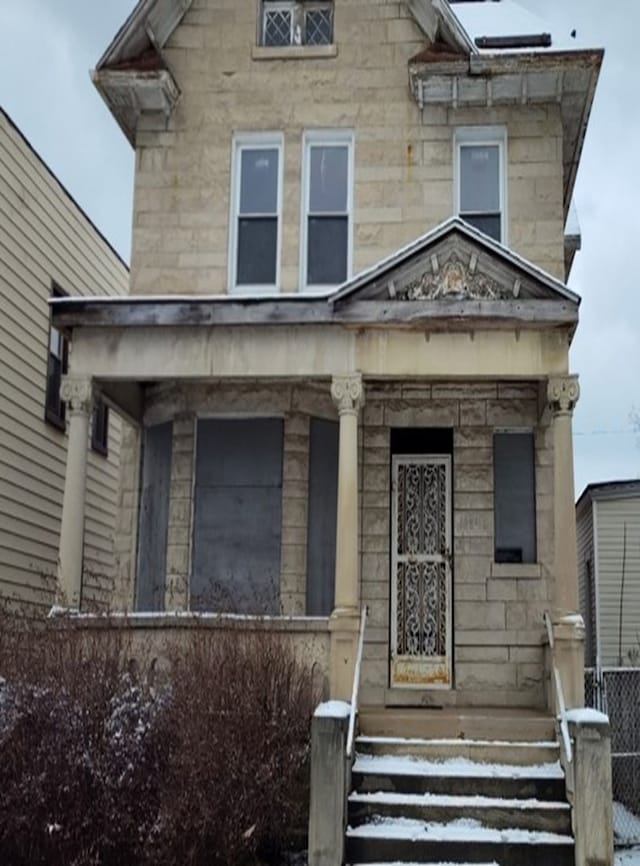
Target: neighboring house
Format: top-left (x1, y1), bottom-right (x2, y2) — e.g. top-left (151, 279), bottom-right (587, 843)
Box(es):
top-left (0, 108), bottom-right (129, 614)
top-left (577, 480), bottom-right (640, 668)
top-left (51, 0), bottom-right (603, 715)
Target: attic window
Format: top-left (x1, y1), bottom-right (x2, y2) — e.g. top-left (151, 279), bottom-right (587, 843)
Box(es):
top-left (261, 1), bottom-right (334, 47)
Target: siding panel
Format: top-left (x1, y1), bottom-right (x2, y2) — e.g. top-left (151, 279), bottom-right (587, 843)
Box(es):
top-left (0, 110), bottom-right (129, 612)
top-left (596, 498), bottom-right (640, 666)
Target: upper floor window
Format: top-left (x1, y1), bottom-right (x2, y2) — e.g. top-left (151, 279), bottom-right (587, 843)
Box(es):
top-left (300, 130), bottom-right (353, 291)
top-left (45, 285), bottom-right (68, 430)
top-left (261, 1), bottom-right (334, 47)
top-left (229, 133), bottom-right (283, 293)
top-left (455, 127), bottom-right (506, 244)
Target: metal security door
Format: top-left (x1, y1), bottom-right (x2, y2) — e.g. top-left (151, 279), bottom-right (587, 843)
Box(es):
top-left (391, 454), bottom-right (452, 689)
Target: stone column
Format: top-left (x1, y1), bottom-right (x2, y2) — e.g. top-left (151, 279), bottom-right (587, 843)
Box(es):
top-left (56, 375), bottom-right (93, 609)
top-left (329, 373), bottom-right (364, 700)
top-left (547, 375), bottom-right (580, 614)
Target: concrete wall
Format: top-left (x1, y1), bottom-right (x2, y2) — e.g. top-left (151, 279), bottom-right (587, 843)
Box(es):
top-left (0, 110), bottom-right (129, 614)
top-left (114, 378), bottom-right (553, 708)
top-left (129, 0), bottom-right (566, 296)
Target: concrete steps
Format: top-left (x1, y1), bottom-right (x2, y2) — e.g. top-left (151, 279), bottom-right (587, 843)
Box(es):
top-left (359, 707), bottom-right (556, 742)
top-left (346, 733), bottom-right (573, 866)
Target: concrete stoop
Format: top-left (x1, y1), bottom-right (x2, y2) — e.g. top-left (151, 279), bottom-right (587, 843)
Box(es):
top-left (346, 734), bottom-right (574, 866)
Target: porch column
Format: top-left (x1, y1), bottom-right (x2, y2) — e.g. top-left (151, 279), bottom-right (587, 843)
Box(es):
top-left (547, 375), bottom-right (584, 708)
top-left (56, 375), bottom-right (93, 609)
top-left (547, 375), bottom-right (580, 613)
top-left (329, 373), bottom-right (364, 700)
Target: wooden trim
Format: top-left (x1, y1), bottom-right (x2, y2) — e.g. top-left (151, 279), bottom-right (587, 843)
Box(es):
top-left (52, 298), bottom-right (578, 330)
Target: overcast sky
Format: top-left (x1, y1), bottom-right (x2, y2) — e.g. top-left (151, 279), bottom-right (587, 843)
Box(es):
top-left (0, 0), bottom-right (637, 495)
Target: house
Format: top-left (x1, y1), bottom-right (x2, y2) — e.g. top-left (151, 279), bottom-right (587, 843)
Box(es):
top-left (51, 1), bottom-right (614, 861)
top-left (577, 480), bottom-right (640, 669)
top-left (0, 108), bottom-right (129, 614)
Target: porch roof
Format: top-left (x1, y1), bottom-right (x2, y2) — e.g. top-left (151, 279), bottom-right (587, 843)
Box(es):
top-left (51, 218), bottom-right (579, 335)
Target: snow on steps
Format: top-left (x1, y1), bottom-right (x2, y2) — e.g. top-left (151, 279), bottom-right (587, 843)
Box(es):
top-left (347, 736), bottom-right (573, 866)
top-left (355, 736), bottom-right (559, 766)
top-left (349, 791), bottom-right (571, 834)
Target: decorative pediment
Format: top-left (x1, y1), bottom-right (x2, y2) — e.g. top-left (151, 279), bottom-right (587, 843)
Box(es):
top-left (395, 251), bottom-right (516, 302)
top-left (331, 218), bottom-right (580, 310)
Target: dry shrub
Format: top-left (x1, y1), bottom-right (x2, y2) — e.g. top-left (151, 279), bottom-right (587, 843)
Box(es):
top-left (152, 628), bottom-right (317, 866)
top-left (0, 612), bottom-right (317, 866)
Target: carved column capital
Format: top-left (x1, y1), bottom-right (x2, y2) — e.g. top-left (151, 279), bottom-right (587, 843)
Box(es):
top-left (60, 376), bottom-right (93, 415)
top-left (547, 375), bottom-right (580, 416)
top-left (331, 373), bottom-right (365, 416)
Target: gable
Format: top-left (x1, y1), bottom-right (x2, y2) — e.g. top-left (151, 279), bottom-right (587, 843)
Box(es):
top-left (331, 218), bottom-right (580, 308)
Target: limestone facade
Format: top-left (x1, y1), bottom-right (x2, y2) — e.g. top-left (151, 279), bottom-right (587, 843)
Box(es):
top-left (112, 378), bottom-right (554, 708)
top-left (130, 0), bottom-right (566, 296)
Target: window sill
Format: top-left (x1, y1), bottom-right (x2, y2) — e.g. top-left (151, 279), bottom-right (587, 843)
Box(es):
top-left (490, 562), bottom-right (542, 580)
top-left (252, 44), bottom-right (337, 61)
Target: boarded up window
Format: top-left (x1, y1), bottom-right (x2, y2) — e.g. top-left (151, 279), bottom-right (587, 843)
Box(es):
top-left (493, 432), bottom-right (536, 563)
top-left (306, 418), bottom-right (338, 616)
top-left (137, 422), bottom-right (173, 611)
top-left (191, 418), bottom-right (283, 613)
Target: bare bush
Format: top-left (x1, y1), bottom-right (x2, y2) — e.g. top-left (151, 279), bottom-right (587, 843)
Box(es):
top-left (0, 612), bottom-right (317, 866)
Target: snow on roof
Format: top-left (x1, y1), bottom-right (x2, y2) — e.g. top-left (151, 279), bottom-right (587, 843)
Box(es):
top-left (450, 0), bottom-right (593, 55)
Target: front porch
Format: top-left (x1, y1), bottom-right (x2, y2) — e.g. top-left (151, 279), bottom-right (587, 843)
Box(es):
top-left (51, 219), bottom-right (585, 711)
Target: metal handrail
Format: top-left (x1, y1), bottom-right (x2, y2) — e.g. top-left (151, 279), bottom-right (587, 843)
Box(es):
top-left (346, 605), bottom-right (368, 760)
top-left (543, 610), bottom-right (573, 764)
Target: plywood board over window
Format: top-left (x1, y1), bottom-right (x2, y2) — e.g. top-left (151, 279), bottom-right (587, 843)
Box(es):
top-left (191, 418), bottom-right (284, 613)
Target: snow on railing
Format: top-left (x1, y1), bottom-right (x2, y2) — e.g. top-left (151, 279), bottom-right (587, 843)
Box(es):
top-left (346, 605), bottom-right (368, 760)
top-left (544, 610), bottom-right (573, 764)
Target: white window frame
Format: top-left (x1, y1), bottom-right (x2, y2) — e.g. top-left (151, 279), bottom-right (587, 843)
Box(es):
top-left (259, 0), bottom-right (334, 47)
top-left (454, 126), bottom-right (507, 246)
top-left (228, 131), bottom-right (284, 294)
top-left (299, 129), bottom-right (354, 294)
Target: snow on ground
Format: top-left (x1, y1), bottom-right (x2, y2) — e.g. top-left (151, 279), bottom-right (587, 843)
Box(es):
top-left (615, 802), bottom-right (640, 847)
top-left (353, 753), bottom-right (564, 779)
top-left (616, 848), bottom-right (640, 866)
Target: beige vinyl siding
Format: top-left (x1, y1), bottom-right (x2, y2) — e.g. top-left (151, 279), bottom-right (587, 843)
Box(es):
top-left (0, 110), bottom-right (129, 614)
top-left (595, 497), bottom-right (640, 666)
top-left (576, 496), bottom-right (595, 665)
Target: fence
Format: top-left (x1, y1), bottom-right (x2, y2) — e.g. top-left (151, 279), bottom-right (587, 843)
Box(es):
top-left (585, 667), bottom-right (640, 846)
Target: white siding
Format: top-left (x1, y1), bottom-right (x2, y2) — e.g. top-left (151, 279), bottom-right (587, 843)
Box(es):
top-left (0, 110), bottom-right (129, 614)
top-left (576, 495), bottom-right (595, 664)
top-left (595, 497), bottom-right (640, 666)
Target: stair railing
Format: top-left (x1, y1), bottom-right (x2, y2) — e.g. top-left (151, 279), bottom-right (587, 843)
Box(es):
top-left (346, 605), bottom-right (368, 760)
top-left (543, 609), bottom-right (573, 763)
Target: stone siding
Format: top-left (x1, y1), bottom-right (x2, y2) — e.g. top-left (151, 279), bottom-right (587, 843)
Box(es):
top-left (360, 381), bottom-right (553, 709)
top-left (130, 0), bottom-right (565, 296)
top-left (113, 379), bottom-right (553, 708)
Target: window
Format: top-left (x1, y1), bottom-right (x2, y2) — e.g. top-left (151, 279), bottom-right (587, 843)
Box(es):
top-left (493, 431), bottom-right (536, 563)
top-left (229, 133), bottom-right (283, 292)
top-left (301, 131), bottom-right (353, 291)
top-left (45, 286), bottom-right (69, 430)
top-left (260, 1), bottom-right (333, 47)
top-left (455, 127), bottom-right (506, 244)
top-left (91, 400), bottom-right (109, 455)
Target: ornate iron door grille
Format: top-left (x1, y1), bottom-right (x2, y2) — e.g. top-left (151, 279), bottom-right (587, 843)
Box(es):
top-left (390, 454), bottom-right (452, 689)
